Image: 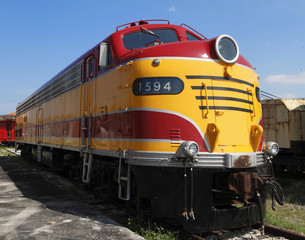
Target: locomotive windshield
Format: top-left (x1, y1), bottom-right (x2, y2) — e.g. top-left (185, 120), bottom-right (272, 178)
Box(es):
top-left (123, 28), bottom-right (179, 50)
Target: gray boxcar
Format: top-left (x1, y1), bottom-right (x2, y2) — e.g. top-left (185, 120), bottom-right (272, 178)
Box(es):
top-left (262, 99), bottom-right (305, 173)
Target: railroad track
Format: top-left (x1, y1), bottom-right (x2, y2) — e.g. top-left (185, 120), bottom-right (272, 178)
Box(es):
top-left (5, 147), bottom-right (20, 156)
top-left (190, 225), bottom-right (305, 239)
top-left (265, 224), bottom-right (305, 240)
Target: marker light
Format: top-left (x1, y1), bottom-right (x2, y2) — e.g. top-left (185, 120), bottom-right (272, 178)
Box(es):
top-left (152, 59), bottom-right (160, 67)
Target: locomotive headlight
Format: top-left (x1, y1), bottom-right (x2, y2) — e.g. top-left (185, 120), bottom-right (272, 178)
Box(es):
top-left (215, 34), bottom-right (239, 64)
top-left (182, 141), bottom-right (199, 157)
top-left (265, 142), bottom-right (279, 156)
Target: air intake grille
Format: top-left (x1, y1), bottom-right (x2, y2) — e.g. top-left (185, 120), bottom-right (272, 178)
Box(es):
top-left (187, 75), bottom-right (254, 114)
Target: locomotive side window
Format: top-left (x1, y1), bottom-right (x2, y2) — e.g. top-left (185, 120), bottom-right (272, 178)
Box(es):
top-left (132, 77), bottom-right (184, 96)
top-left (123, 29), bottom-right (179, 50)
top-left (99, 42), bottom-right (112, 69)
top-left (186, 32), bottom-right (201, 41)
top-left (87, 57), bottom-right (95, 78)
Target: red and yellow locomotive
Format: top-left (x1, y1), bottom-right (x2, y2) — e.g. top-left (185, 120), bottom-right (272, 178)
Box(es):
top-left (16, 20), bottom-right (281, 232)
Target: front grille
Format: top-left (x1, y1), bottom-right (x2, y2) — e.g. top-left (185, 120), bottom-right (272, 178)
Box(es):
top-left (187, 75), bottom-right (254, 114)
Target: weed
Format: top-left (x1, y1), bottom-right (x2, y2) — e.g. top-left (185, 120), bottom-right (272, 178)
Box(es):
top-left (127, 217), bottom-right (178, 240)
top-left (265, 178), bottom-right (305, 235)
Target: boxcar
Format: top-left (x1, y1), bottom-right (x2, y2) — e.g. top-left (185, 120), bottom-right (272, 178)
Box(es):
top-left (262, 98), bottom-right (305, 173)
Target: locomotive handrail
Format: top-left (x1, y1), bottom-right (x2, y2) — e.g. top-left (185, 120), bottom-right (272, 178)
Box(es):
top-left (116, 19), bottom-right (170, 31)
top-left (202, 83), bottom-right (209, 118)
top-left (181, 23), bottom-right (207, 39)
top-left (247, 88), bottom-right (256, 120)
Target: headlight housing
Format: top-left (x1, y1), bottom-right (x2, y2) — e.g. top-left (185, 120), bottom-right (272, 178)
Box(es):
top-left (215, 34), bottom-right (239, 64)
top-left (175, 141), bottom-right (199, 158)
top-left (181, 141), bottom-right (199, 157)
top-left (265, 142), bottom-right (279, 156)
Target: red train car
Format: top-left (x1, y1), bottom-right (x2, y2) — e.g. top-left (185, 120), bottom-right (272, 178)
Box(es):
top-left (0, 112), bottom-right (16, 145)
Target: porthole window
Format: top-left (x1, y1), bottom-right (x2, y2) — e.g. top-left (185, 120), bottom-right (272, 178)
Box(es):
top-left (215, 35), bottom-right (239, 64)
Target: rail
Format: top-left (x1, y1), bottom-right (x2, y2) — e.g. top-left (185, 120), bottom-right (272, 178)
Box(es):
top-left (265, 224), bottom-right (305, 240)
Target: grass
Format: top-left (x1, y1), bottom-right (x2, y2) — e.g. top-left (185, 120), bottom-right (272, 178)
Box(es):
top-left (265, 177), bottom-right (305, 235)
top-left (127, 217), bottom-right (179, 240)
top-left (0, 146), bottom-right (13, 156)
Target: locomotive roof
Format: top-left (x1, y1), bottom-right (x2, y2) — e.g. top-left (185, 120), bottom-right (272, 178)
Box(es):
top-left (17, 20), bottom-right (204, 110)
top-left (17, 20), bottom-right (253, 114)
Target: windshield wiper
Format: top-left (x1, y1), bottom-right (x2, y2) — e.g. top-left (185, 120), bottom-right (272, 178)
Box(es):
top-left (140, 27), bottom-right (160, 39)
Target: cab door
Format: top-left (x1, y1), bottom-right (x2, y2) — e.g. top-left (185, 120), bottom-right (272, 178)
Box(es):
top-left (81, 55), bottom-right (96, 149)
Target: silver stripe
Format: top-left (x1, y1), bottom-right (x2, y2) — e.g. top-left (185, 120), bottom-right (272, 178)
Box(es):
top-left (92, 138), bottom-right (177, 143)
top-left (131, 57), bottom-right (255, 72)
top-left (16, 139), bottom-right (266, 169)
top-left (126, 151), bottom-right (266, 168)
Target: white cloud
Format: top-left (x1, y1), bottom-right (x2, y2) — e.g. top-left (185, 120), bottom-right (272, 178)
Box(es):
top-left (264, 71), bottom-right (305, 84)
top-left (169, 6), bottom-right (177, 12)
top-left (282, 92), bottom-right (300, 99)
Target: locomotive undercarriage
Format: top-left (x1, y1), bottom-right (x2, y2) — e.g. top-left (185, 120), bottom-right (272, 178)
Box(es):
top-left (131, 164), bottom-right (272, 233)
top-left (18, 143), bottom-right (278, 233)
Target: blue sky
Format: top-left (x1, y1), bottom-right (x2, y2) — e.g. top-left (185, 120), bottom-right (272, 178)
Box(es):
top-left (0, 0), bottom-right (305, 115)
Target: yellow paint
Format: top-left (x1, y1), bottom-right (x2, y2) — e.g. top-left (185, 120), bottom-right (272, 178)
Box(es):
top-left (16, 57), bottom-right (263, 155)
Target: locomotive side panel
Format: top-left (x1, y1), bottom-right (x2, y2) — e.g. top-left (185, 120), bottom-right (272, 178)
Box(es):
top-left (63, 87), bottom-right (81, 147)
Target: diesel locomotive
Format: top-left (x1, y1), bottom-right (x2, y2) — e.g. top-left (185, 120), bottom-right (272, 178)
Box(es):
top-left (15, 20), bottom-right (282, 232)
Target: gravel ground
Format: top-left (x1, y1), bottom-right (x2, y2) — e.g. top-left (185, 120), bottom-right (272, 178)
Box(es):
top-left (0, 154), bottom-right (144, 240)
top-left (205, 228), bottom-right (288, 240)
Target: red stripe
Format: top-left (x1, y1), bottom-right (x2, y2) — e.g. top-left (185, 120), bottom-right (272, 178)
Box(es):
top-left (51, 119), bottom-right (81, 138)
top-left (92, 110), bottom-right (208, 151)
top-left (17, 111), bottom-right (208, 151)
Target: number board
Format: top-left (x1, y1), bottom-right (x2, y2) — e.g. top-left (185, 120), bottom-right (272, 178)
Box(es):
top-left (132, 77), bottom-right (184, 95)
